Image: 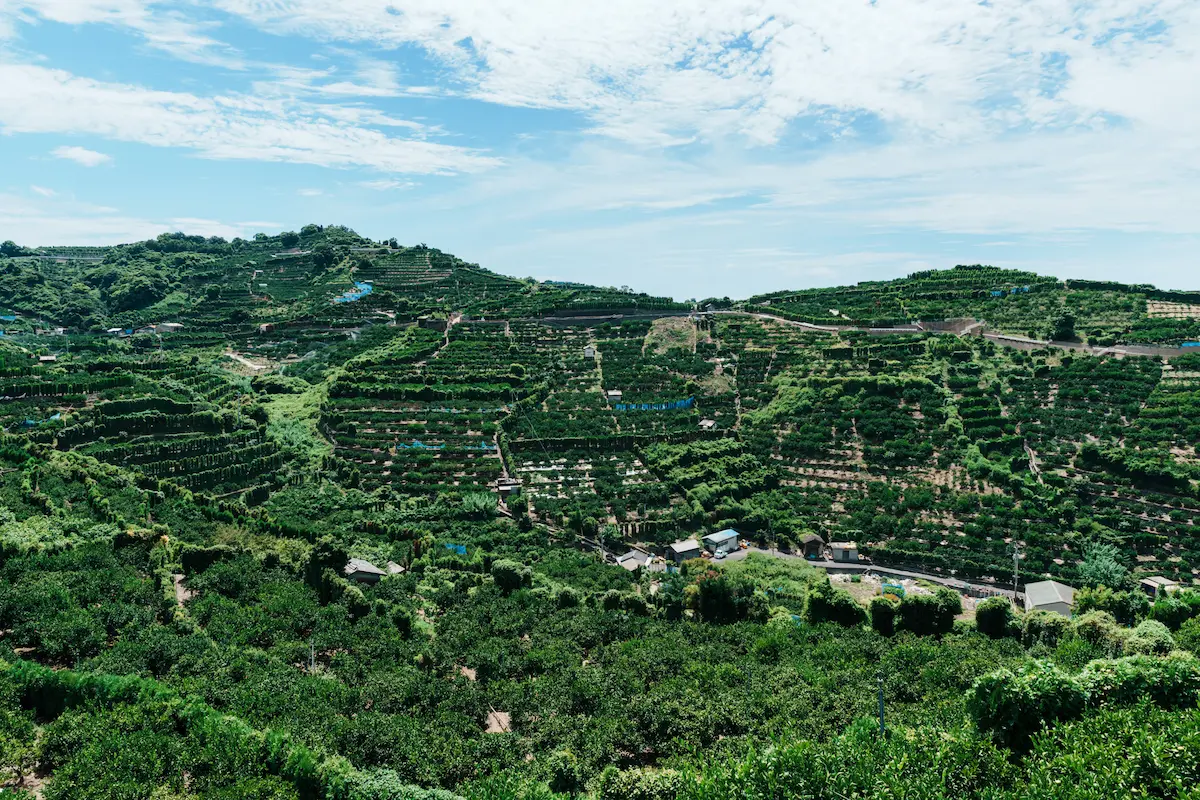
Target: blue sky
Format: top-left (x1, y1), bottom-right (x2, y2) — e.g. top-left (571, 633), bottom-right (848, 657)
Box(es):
top-left (1, 1), bottom-right (1198, 299)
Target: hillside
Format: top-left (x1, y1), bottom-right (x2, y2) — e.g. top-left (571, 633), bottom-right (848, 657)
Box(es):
top-left (1, 227), bottom-right (1199, 799)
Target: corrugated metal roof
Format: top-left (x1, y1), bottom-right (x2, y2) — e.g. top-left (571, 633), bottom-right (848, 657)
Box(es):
top-left (344, 558), bottom-right (385, 576)
top-left (704, 529), bottom-right (739, 543)
top-left (670, 539), bottom-right (701, 553)
top-left (1025, 580), bottom-right (1075, 607)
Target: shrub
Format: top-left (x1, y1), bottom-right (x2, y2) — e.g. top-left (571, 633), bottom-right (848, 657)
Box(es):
top-left (975, 597), bottom-right (1016, 639)
top-left (1150, 594), bottom-right (1193, 630)
top-left (966, 661), bottom-right (1086, 750)
top-left (1078, 653), bottom-right (1200, 709)
top-left (1070, 611), bottom-right (1130, 656)
top-left (490, 559), bottom-right (531, 594)
top-left (592, 766), bottom-right (683, 800)
top-left (1074, 586), bottom-right (1150, 626)
top-left (869, 595), bottom-right (899, 636)
top-left (1022, 610), bottom-right (1069, 649)
top-left (1178, 617), bottom-right (1200, 655)
top-left (897, 587), bottom-right (960, 637)
top-left (802, 578), bottom-right (866, 628)
top-left (1124, 619), bottom-right (1175, 655)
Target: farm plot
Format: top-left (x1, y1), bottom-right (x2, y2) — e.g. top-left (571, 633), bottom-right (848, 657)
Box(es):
top-left (48, 371), bottom-right (285, 494)
top-left (322, 326), bottom-right (529, 495)
top-left (1147, 300), bottom-right (1200, 319)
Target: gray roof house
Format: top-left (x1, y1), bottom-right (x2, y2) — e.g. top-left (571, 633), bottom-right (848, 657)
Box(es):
top-left (1024, 580), bottom-right (1076, 617)
top-left (616, 550), bottom-right (651, 572)
top-left (344, 558), bottom-right (386, 584)
top-left (668, 539), bottom-right (703, 563)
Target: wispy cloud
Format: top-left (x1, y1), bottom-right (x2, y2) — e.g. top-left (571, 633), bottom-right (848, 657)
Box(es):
top-left (297, 188), bottom-right (323, 196)
top-left (359, 179), bottom-right (415, 191)
top-left (29, 184), bottom-right (55, 196)
top-left (0, 65), bottom-right (500, 174)
top-left (51, 145), bottom-right (113, 166)
top-left (0, 191), bottom-right (279, 245)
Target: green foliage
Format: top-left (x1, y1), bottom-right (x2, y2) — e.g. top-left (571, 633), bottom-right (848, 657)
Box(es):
top-left (1125, 619), bottom-right (1175, 655)
top-left (1074, 586), bottom-right (1150, 626)
top-left (802, 577), bottom-right (866, 628)
top-left (868, 595), bottom-right (899, 636)
top-left (975, 596), bottom-right (1017, 639)
top-left (490, 559), bottom-right (532, 594)
top-left (1075, 542), bottom-right (1129, 589)
top-left (896, 587), bottom-right (961, 637)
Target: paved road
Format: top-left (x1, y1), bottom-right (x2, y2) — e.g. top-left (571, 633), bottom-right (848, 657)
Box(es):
top-left (722, 546), bottom-right (1018, 598)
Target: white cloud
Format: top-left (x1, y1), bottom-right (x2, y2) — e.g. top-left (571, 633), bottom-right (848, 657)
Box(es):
top-left (0, 191), bottom-right (276, 245)
top-left (207, 0), bottom-right (1200, 146)
top-left (4, 0), bottom-right (245, 67)
top-left (359, 179), bottom-right (414, 191)
top-left (0, 64), bottom-right (500, 174)
top-left (51, 145), bottom-right (112, 166)
top-left (29, 184), bottom-right (55, 196)
top-left (297, 188), bottom-right (323, 196)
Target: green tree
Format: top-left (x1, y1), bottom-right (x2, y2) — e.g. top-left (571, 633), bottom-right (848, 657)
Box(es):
top-left (975, 597), bottom-right (1017, 639)
top-left (1076, 542), bottom-right (1128, 589)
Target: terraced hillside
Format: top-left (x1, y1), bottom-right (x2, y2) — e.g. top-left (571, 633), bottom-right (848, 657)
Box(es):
top-left (5, 227), bottom-right (1200, 800)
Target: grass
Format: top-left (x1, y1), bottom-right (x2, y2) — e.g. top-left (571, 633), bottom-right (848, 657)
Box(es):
top-left (264, 379), bottom-right (332, 468)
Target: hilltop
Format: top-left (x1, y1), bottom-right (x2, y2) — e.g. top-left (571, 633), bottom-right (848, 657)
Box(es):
top-left (1, 227), bottom-right (1199, 799)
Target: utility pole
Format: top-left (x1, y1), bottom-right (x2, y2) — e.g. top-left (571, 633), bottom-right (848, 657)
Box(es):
top-left (1012, 545), bottom-right (1021, 609)
top-left (877, 671), bottom-right (885, 737)
top-left (309, 638), bottom-right (315, 672)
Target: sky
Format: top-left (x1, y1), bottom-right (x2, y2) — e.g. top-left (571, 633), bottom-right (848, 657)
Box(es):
top-left (1, 1), bottom-right (1198, 299)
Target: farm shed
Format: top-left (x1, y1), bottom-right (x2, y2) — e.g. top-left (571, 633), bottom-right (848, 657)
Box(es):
top-left (155, 322), bottom-right (184, 333)
top-left (829, 542), bottom-right (859, 563)
top-left (605, 389), bottom-right (623, 402)
top-left (698, 418), bottom-right (717, 430)
top-left (703, 529), bottom-right (740, 556)
top-left (616, 550), bottom-right (651, 572)
top-left (800, 533), bottom-right (825, 559)
top-left (344, 558), bottom-right (386, 584)
top-left (583, 345), bottom-right (595, 359)
top-left (493, 477), bottom-right (522, 499)
top-left (1024, 580), bottom-right (1076, 617)
top-left (1139, 576), bottom-right (1179, 599)
top-left (668, 539), bottom-right (703, 564)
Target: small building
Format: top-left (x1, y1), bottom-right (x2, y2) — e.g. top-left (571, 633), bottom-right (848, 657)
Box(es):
top-left (800, 532), bottom-right (825, 559)
top-left (493, 477), bottom-right (522, 499)
top-left (1139, 575), bottom-right (1180, 600)
top-left (616, 550), bottom-right (651, 572)
top-left (668, 539), bottom-right (703, 564)
top-left (583, 345), bottom-right (595, 359)
top-left (37, 354), bottom-right (57, 363)
top-left (1024, 579), bottom-right (1076, 617)
top-left (699, 418), bottom-right (717, 431)
top-left (155, 322), bottom-right (184, 334)
top-left (106, 327), bottom-right (125, 336)
top-left (605, 389), bottom-right (623, 402)
top-left (344, 558), bottom-right (386, 584)
top-left (386, 561), bottom-right (406, 575)
top-left (418, 316), bottom-right (448, 332)
top-left (829, 541), bottom-right (859, 563)
top-left (258, 323), bottom-right (276, 334)
top-left (703, 529), bottom-right (740, 556)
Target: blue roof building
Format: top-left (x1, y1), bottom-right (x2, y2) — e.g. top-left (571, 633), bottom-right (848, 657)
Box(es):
top-left (703, 529), bottom-right (740, 554)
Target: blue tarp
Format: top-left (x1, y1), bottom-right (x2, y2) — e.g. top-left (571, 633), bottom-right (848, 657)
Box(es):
top-left (396, 440), bottom-right (444, 450)
top-left (1182, 342), bottom-right (1200, 348)
top-left (443, 543), bottom-right (467, 555)
top-left (0, 315), bottom-right (16, 321)
top-left (333, 281), bottom-right (373, 303)
top-left (613, 396), bottom-right (694, 412)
